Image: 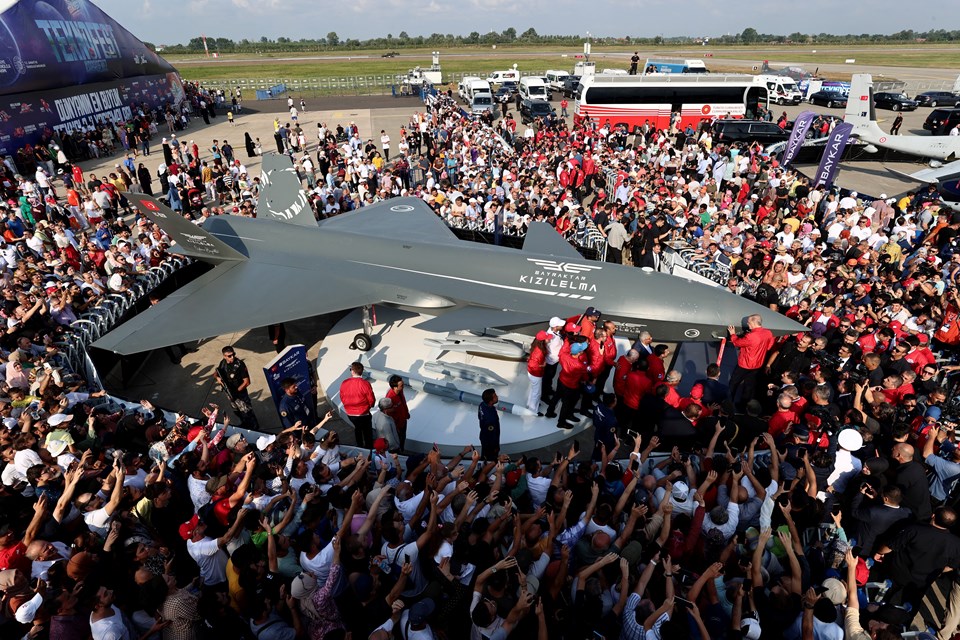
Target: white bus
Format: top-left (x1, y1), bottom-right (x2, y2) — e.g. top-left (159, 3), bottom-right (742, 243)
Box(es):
top-left (575, 73), bottom-right (769, 131)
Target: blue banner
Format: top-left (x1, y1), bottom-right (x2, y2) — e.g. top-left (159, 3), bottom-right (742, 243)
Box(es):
top-left (814, 122), bottom-right (854, 189)
top-left (781, 110), bottom-right (816, 167)
top-left (262, 345), bottom-right (312, 414)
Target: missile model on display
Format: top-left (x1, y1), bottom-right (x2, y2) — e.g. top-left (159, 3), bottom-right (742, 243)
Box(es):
top-left (92, 154), bottom-right (806, 356)
top-left (423, 334), bottom-right (527, 360)
top-left (421, 361), bottom-right (512, 386)
top-left (363, 367), bottom-right (536, 417)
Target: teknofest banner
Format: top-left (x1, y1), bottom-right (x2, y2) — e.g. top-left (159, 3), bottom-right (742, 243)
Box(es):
top-left (0, 0), bottom-right (183, 155)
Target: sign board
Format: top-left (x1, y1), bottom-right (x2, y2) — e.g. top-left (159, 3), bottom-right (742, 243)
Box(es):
top-left (262, 344), bottom-right (312, 414)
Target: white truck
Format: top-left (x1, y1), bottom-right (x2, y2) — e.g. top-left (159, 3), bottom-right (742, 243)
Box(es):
top-left (518, 76), bottom-right (549, 102)
top-left (487, 69), bottom-right (520, 85)
top-left (545, 70), bottom-right (570, 93)
top-left (466, 79), bottom-right (494, 115)
top-left (459, 76), bottom-right (482, 102)
top-left (755, 74), bottom-right (803, 105)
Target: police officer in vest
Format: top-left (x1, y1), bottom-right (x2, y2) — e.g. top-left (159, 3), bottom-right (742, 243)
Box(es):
top-left (478, 388), bottom-right (501, 461)
top-left (214, 346), bottom-right (259, 429)
top-left (278, 377), bottom-right (312, 429)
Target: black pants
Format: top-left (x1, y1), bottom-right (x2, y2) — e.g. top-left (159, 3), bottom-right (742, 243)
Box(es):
top-left (481, 440), bottom-right (500, 461)
top-left (542, 362), bottom-right (558, 403)
top-left (554, 382), bottom-right (581, 428)
top-left (348, 414), bottom-right (373, 449)
top-left (605, 246), bottom-right (623, 264)
top-left (729, 365), bottom-right (761, 408)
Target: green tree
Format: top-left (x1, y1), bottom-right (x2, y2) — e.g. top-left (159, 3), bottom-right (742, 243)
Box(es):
top-left (501, 27), bottom-right (517, 41)
top-left (260, 36), bottom-right (269, 43)
top-left (398, 31), bottom-right (409, 41)
top-left (740, 27), bottom-right (759, 44)
top-left (520, 27), bottom-right (538, 40)
top-left (326, 31), bottom-right (340, 46)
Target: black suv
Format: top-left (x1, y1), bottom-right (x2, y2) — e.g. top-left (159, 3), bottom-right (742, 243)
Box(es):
top-left (924, 108), bottom-right (960, 135)
top-left (712, 120), bottom-right (790, 145)
top-left (520, 99), bottom-right (555, 124)
top-left (873, 92), bottom-right (918, 111)
top-left (561, 76), bottom-right (582, 98)
top-left (915, 91), bottom-right (960, 108)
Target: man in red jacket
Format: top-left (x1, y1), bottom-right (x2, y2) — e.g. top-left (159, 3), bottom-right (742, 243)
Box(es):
top-left (546, 334), bottom-right (589, 429)
top-left (727, 314), bottom-right (775, 409)
top-left (338, 362), bottom-right (376, 448)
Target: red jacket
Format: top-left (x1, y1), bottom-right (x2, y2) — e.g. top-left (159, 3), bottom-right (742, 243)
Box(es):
top-left (527, 346), bottom-right (546, 378)
top-left (339, 376), bottom-right (375, 416)
top-left (623, 369), bottom-right (652, 409)
top-left (558, 341), bottom-right (589, 389)
top-left (730, 328), bottom-right (774, 370)
top-left (385, 387), bottom-right (410, 432)
top-left (646, 354), bottom-right (665, 384)
top-left (600, 335), bottom-right (617, 369)
top-left (584, 340), bottom-right (603, 377)
top-left (613, 356), bottom-right (633, 396)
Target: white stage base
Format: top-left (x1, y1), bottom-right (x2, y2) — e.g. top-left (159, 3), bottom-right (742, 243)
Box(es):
top-left (317, 307), bottom-right (627, 456)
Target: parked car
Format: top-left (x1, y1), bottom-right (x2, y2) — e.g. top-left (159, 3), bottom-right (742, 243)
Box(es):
top-left (808, 91), bottom-right (847, 108)
top-left (873, 92), bottom-right (918, 111)
top-left (561, 76), bottom-right (582, 98)
top-left (915, 91), bottom-right (960, 108)
top-left (500, 81), bottom-right (518, 94)
top-left (712, 119), bottom-right (790, 145)
top-left (519, 99), bottom-right (555, 124)
top-left (924, 108), bottom-right (960, 135)
top-left (381, 51), bottom-right (399, 58)
top-left (494, 86), bottom-right (513, 103)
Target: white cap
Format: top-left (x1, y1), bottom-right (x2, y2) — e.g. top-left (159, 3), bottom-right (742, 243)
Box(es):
top-left (549, 317), bottom-right (564, 328)
top-left (838, 429), bottom-right (863, 452)
top-left (256, 434), bottom-right (277, 451)
top-left (47, 413), bottom-right (73, 427)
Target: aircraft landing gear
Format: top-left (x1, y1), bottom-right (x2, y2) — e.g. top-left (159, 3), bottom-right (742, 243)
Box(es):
top-left (350, 305), bottom-right (375, 351)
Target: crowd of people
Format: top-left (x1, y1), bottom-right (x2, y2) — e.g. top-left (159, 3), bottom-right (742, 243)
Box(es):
top-left (0, 81), bottom-right (959, 640)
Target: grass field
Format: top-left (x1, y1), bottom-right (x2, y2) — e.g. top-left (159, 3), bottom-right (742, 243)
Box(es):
top-left (165, 44), bottom-right (960, 86)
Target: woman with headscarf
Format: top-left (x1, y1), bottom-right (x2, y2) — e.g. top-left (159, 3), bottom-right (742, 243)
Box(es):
top-left (136, 163), bottom-right (153, 196)
top-left (6, 355), bottom-right (30, 390)
top-left (244, 131), bottom-right (256, 158)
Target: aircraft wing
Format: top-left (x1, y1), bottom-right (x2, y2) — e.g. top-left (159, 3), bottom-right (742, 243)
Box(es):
top-left (522, 222), bottom-right (584, 259)
top-left (92, 261), bottom-right (379, 354)
top-left (414, 306), bottom-right (550, 333)
top-left (885, 160), bottom-right (960, 184)
top-left (321, 197), bottom-right (462, 244)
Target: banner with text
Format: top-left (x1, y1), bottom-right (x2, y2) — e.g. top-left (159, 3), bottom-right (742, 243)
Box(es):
top-left (262, 344), bottom-right (313, 415)
top-left (0, 72), bottom-right (184, 156)
top-left (813, 122), bottom-right (853, 189)
top-left (0, 0), bottom-right (178, 95)
top-left (781, 110), bottom-right (815, 167)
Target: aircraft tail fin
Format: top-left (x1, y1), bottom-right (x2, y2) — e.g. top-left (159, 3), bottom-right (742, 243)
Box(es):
top-left (126, 194), bottom-right (247, 263)
top-left (844, 74), bottom-right (887, 139)
top-left (256, 154), bottom-right (317, 227)
top-left (522, 222), bottom-right (583, 259)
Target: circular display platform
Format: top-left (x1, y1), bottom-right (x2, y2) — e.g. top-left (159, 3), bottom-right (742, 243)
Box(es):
top-left (317, 307), bottom-right (626, 456)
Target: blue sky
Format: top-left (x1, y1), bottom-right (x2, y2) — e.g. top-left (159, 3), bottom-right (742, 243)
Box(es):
top-left (95, 0), bottom-right (943, 44)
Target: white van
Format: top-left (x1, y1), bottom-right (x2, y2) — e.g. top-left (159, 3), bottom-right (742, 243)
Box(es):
top-left (459, 76), bottom-right (481, 102)
top-left (467, 79), bottom-right (494, 115)
top-left (487, 69), bottom-right (520, 85)
top-left (545, 70), bottom-right (570, 92)
top-left (518, 77), bottom-right (548, 102)
top-left (755, 75), bottom-right (803, 105)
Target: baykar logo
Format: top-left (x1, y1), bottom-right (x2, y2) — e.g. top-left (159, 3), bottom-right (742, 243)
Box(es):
top-left (526, 258), bottom-right (602, 274)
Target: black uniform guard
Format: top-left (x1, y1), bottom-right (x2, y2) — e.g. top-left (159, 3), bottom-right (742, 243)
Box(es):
top-left (478, 388), bottom-right (501, 461)
top-left (214, 346), bottom-right (259, 429)
top-left (278, 377), bottom-right (312, 430)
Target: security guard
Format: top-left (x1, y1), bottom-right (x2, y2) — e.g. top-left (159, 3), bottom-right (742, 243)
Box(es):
top-left (478, 388), bottom-right (501, 461)
top-left (278, 377), bottom-right (312, 429)
top-left (214, 346), bottom-right (259, 429)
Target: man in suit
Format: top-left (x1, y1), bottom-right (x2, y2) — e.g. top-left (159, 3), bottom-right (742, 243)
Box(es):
top-left (891, 443), bottom-right (932, 522)
top-left (632, 331), bottom-right (654, 356)
top-left (694, 363), bottom-right (729, 405)
top-left (849, 484), bottom-right (911, 557)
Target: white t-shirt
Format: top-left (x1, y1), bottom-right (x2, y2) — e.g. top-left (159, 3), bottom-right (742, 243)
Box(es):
top-left (83, 507), bottom-right (113, 537)
top-left (299, 541), bottom-right (335, 585)
top-left (526, 474), bottom-right (552, 508)
top-left (90, 606), bottom-right (131, 640)
top-left (187, 537), bottom-right (228, 585)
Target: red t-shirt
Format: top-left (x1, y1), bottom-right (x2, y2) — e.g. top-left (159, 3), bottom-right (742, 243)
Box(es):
top-left (0, 541), bottom-right (29, 574)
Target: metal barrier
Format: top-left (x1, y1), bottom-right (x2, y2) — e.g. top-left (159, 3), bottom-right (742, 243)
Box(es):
top-left (62, 257), bottom-right (193, 376)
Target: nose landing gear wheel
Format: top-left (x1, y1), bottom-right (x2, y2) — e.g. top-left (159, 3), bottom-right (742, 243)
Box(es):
top-left (351, 333), bottom-right (373, 351)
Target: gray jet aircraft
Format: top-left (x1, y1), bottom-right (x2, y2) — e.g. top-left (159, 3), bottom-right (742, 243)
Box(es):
top-left (92, 158), bottom-right (805, 355)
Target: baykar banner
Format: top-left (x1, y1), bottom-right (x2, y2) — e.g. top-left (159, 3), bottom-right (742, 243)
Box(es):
top-left (781, 110), bottom-right (815, 167)
top-left (814, 122), bottom-right (854, 189)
